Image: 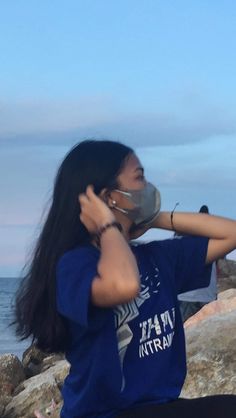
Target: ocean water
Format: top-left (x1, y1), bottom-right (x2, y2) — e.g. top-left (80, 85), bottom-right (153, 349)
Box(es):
top-left (0, 277), bottom-right (31, 360)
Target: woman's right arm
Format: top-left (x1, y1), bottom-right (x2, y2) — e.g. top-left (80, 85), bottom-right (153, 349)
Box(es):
top-left (79, 186), bottom-right (140, 307)
top-left (92, 227), bottom-right (140, 306)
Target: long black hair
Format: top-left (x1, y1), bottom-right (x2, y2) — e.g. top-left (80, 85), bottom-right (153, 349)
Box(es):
top-left (14, 140), bottom-right (133, 353)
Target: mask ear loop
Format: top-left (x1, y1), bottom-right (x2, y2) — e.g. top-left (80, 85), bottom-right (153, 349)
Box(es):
top-left (114, 189), bottom-right (131, 197)
top-left (112, 204), bottom-right (129, 214)
top-left (110, 198), bottom-right (127, 214)
top-left (111, 190), bottom-right (132, 214)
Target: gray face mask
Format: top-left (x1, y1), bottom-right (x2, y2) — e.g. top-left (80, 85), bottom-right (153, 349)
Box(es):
top-left (113, 182), bottom-right (161, 227)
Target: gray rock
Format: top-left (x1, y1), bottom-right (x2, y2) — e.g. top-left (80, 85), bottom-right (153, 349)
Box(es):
top-left (22, 344), bottom-right (65, 378)
top-left (218, 259), bottom-right (236, 278)
top-left (0, 395), bottom-right (12, 417)
top-left (0, 354), bottom-right (25, 397)
top-left (3, 362), bottom-right (68, 418)
top-left (41, 353), bottom-right (65, 374)
top-left (216, 259), bottom-right (236, 293)
top-left (181, 310), bottom-right (236, 397)
top-left (22, 345), bottom-right (51, 378)
top-left (217, 276), bottom-right (236, 293)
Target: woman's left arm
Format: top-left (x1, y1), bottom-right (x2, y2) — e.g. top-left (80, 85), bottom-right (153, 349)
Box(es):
top-left (152, 212), bottom-right (236, 263)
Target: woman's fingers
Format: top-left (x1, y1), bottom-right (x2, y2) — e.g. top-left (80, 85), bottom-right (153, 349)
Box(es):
top-left (78, 184), bottom-right (115, 228)
top-left (78, 192), bottom-right (93, 223)
top-left (86, 184), bottom-right (94, 196)
top-left (78, 193), bottom-right (89, 206)
top-left (79, 186), bottom-right (96, 205)
top-left (86, 185), bottom-right (102, 203)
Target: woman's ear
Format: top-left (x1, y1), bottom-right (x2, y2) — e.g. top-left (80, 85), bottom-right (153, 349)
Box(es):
top-left (98, 188), bottom-right (108, 201)
top-left (99, 188), bottom-right (110, 204)
top-left (99, 188), bottom-right (116, 208)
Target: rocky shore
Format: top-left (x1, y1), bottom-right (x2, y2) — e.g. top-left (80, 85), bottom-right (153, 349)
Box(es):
top-left (1, 259), bottom-right (236, 418)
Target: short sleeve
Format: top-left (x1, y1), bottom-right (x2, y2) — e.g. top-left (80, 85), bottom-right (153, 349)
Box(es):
top-left (146, 235), bottom-right (212, 294)
top-left (56, 246), bottom-right (103, 328)
top-left (170, 235), bottom-right (212, 293)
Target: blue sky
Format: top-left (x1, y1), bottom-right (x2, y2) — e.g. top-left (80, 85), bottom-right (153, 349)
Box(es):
top-left (1, 1), bottom-right (236, 276)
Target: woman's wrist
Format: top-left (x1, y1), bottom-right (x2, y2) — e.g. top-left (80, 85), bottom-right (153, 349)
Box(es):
top-left (97, 221), bottom-right (122, 238)
top-left (93, 221), bottom-right (123, 246)
top-left (96, 214), bottom-right (116, 230)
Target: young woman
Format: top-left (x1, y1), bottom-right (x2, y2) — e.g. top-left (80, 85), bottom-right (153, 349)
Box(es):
top-left (15, 140), bottom-right (236, 418)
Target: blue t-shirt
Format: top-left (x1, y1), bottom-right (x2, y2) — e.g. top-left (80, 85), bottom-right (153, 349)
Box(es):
top-left (56, 236), bottom-right (210, 418)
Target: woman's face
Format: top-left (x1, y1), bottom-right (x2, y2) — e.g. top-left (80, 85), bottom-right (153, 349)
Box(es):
top-left (108, 153), bottom-right (147, 213)
top-left (117, 153), bottom-right (146, 191)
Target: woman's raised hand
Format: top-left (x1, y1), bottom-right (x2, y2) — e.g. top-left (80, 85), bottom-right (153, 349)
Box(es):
top-left (78, 185), bottom-right (115, 233)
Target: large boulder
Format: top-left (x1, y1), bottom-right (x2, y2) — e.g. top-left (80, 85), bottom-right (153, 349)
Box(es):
top-left (181, 310), bottom-right (236, 397)
top-left (184, 291), bottom-right (236, 328)
top-left (3, 360), bottom-right (69, 418)
top-left (0, 354), bottom-right (25, 397)
top-left (218, 288), bottom-right (236, 300)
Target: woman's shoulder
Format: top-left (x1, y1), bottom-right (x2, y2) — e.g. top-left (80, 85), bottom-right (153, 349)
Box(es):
top-left (132, 236), bottom-right (205, 262)
top-left (57, 244), bottom-right (99, 269)
top-left (131, 238), bottom-right (177, 251)
top-left (131, 238), bottom-right (179, 261)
